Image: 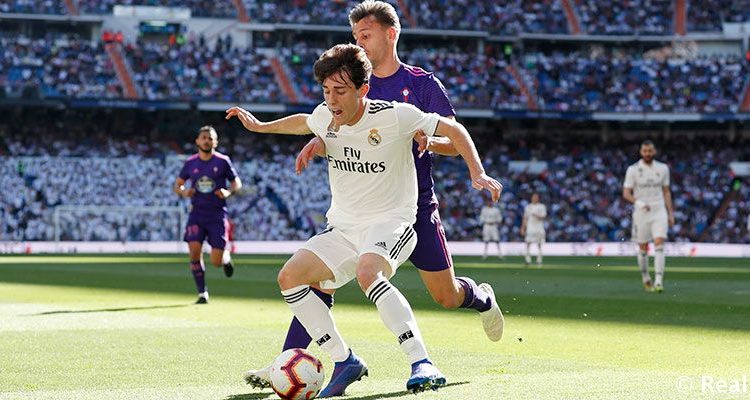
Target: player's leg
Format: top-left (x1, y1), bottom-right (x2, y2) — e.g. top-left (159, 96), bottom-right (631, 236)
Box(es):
top-left (536, 238), bottom-right (543, 266)
top-left (187, 241), bottom-right (208, 303)
top-left (283, 284), bottom-right (335, 351)
top-left (525, 241), bottom-right (532, 265)
top-left (245, 283), bottom-right (336, 389)
top-left (483, 241), bottom-right (489, 259)
top-left (206, 217), bottom-right (234, 278)
top-left (651, 212), bottom-right (668, 292)
top-left (412, 207), bottom-right (503, 341)
top-left (633, 214), bottom-right (653, 291)
top-left (184, 215), bottom-right (209, 303)
top-left (285, 231), bottom-right (367, 397)
top-left (355, 220), bottom-right (444, 393)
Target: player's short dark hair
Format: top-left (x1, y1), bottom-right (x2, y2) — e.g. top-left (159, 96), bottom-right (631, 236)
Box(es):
top-left (641, 139), bottom-right (655, 148)
top-left (314, 44), bottom-right (372, 88)
top-left (349, 0), bottom-right (401, 31)
top-left (198, 125), bottom-right (218, 140)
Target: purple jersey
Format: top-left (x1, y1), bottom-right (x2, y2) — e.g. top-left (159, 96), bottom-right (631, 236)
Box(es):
top-left (368, 63), bottom-right (456, 208)
top-left (179, 152), bottom-right (238, 217)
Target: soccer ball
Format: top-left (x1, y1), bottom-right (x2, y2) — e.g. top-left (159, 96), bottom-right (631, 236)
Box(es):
top-left (269, 348), bottom-right (325, 400)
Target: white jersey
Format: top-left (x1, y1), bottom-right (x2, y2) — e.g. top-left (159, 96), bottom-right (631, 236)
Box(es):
top-left (623, 159), bottom-right (670, 209)
top-left (524, 203), bottom-right (547, 232)
top-left (306, 99), bottom-right (439, 229)
top-left (480, 206), bottom-right (502, 226)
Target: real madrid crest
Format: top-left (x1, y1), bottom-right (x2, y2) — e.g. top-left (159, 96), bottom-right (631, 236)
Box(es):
top-left (368, 129), bottom-right (381, 146)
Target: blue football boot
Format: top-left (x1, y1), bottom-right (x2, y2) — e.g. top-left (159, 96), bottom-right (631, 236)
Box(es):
top-left (318, 350), bottom-right (368, 397)
top-left (406, 359), bottom-right (447, 393)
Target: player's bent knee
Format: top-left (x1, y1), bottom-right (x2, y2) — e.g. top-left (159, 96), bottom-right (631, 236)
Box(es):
top-left (277, 264), bottom-right (300, 290)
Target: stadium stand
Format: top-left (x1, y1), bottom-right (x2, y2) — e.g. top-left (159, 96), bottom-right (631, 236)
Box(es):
top-left (2, 127), bottom-right (748, 243)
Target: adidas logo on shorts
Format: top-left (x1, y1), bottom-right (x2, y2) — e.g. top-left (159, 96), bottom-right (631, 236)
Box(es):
top-left (374, 241), bottom-right (387, 250)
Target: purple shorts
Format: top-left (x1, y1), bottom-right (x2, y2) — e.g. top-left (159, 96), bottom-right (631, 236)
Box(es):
top-left (408, 204), bottom-right (453, 271)
top-left (183, 213), bottom-right (229, 250)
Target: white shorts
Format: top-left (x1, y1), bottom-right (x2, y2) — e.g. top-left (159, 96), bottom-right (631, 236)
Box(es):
top-left (525, 229), bottom-right (545, 244)
top-left (632, 208), bottom-right (668, 243)
top-left (483, 224), bottom-right (500, 242)
top-left (302, 219), bottom-right (417, 290)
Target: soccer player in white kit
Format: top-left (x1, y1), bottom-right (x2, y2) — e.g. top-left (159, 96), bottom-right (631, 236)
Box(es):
top-left (479, 198), bottom-right (503, 259)
top-left (521, 193), bottom-right (546, 266)
top-left (225, 44), bottom-right (502, 395)
top-left (622, 140), bottom-right (675, 293)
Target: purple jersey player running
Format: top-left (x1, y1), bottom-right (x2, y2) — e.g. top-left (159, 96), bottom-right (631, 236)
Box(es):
top-left (244, 0), bottom-right (504, 392)
top-left (174, 126), bottom-right (242, 304)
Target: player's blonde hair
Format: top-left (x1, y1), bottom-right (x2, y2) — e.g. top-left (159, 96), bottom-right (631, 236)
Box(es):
top-left (198, 125), bottom-right (218, 141)
top-left (349, 0), bottom-right (401, 32)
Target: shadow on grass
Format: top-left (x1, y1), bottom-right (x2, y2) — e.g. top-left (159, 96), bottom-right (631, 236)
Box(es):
top-left (347, 381), bottom-right (470, 400)
top-left (21, 303), bottom-right (191, 316)
top-left (224, 392), bottom-right (274, 400)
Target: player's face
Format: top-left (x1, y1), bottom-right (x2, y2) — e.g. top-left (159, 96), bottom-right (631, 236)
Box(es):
top-left (196, 131), bottom-right (217, 153)
top-left (640, 144), bottom-right (656, 163)
top-left (352, 16), bottom-right (394, 69)
top-left (531, 194), bottom-right (540, 203)
top-left (322, 72), bottom-right (369, 126)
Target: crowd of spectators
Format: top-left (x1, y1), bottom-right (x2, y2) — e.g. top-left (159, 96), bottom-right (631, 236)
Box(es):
top-left (124, 36), bottom-right (283, 102)
top-left (1, 35), bottom-right (122, 100)
top-left (688, 0), bottom-right (750, 32)
top-left (524, 50), bottom-right (748, 113)
top-left (3, 33), bottom-right (749, 114)
top-left (2, 132), bottom-right (748, 244)
top-left (5, 1), bottom-right (750, 35)
top-left (575, 0), bottom-right (673, 35)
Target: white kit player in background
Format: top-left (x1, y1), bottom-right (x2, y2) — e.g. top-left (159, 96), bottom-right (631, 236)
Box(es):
top-left (479, 198), bottom-right (503, 259)
top-left (622, 140), bottom-right (674, 293)
top-left (521, 193), bottom-right (546, 267)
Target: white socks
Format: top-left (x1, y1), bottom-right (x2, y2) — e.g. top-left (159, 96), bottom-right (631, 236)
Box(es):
top-left (654, 245), bottom-right (665, 286)
top-left (638, 251), bottom-right (650, 283)
top-left (525, 243), bottom-right (532, 264)
top-left (536, 243), bottom-right (543, 264)
top-left (282, 285), bottom-right (349, 362)
top-left (365, 275), bottom-right (429, 364)
top-left (222, 249), bottom-right (231, 265)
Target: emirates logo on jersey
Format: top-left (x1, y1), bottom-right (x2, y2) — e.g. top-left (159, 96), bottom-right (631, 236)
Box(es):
top-left (402, 88), bottom-right (410, 102)
top-left (368, 129), bottom-right (382, 146)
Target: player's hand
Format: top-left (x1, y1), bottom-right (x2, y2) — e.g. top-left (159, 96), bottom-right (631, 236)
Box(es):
top-left (225, 106), bottom-right (265, 132)
top-left (295, 137), bottom-right (325, 174)
top-left (471, 173), bottom-right (503, 202)
top-left (181, 188), bottom-right (195, 198)
top-left (520, 227), bottom-right (526, 236)
top-left (668, 213), bottom-right (675, 227)
top-left (214, 188), bottom-right (232, 199)
top-left (413, 129), bottom-right (431, 158)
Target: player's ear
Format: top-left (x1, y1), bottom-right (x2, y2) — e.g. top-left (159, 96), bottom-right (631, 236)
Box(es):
top-left (359, 83), bottom-right (370, 98)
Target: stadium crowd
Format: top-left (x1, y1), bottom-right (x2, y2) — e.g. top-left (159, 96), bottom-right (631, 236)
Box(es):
top-left (3, 31), bottom-right (749, 114)
top-left (1, 35), bottom-right (121, 100)
top-left (575, 0), bottom-right (673, 35)
top-left (525, 50), bottom-right (748, 113)
top-left (4, 0), bottom-right (750, 35)
top-left (124, 36), bottom-right (283, 102)
top-left (2, 132), bottom-right (748, 244)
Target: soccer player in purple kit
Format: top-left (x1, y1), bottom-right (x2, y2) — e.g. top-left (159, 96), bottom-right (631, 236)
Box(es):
top-left (173, 126), bottom-right (242, 304)
top-left (244, 0), bottom-right (505, 392)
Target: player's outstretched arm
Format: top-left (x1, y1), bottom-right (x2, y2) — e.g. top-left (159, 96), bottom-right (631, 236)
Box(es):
top-left (225, 106), bottom-right (312, 135)
top-left (663, 186), bottom-right (675, 226)
top-left (434, 117), bottom-right (503, 202)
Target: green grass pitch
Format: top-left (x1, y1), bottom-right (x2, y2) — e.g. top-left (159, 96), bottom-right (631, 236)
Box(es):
top-left (1, 254), bottom-right (748, 400)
